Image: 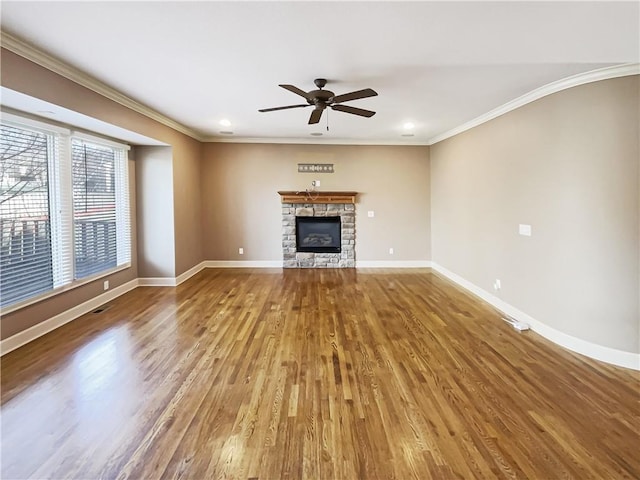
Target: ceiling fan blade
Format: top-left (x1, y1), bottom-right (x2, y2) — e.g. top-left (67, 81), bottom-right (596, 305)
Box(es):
top-left (331, 104), bottom-right (376, 118)
top-left (259, 104), bottom-right (309, 113)
top-left (279, 84), bottom-right (311, 99)
top-left (308, 108), bottom-right (323, 124)
top-left (331, 88), bottom-right (378, 104)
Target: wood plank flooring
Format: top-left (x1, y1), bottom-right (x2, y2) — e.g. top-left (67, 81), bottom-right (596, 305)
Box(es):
top-left (1, 268), bottom-right (639, 479)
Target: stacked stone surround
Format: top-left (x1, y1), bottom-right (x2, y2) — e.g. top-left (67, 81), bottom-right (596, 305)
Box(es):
top-left (282, 203), bottom-right (355, 268)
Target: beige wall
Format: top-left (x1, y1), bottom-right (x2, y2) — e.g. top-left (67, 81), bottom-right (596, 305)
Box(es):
top-left (430, 76), bottom-right (640, 353)
top-left (0, 49), bottom-right (204, 340)
top-left (135, 146), bottom-right (175, 278)
top-left (201, 143), bottom-right (430, 262)
top-left (173, 140), bottom-right (203, 276)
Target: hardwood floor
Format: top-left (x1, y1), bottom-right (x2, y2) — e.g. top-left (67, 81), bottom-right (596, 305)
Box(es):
top-left (1, 268), bottom-right (638, 479)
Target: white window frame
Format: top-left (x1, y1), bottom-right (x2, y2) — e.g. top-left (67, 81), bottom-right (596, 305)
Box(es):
top-left (0, 112), bottom-right (131, 315)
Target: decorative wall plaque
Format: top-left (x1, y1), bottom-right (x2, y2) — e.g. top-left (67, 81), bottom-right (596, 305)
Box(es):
top-left (298, 163), bottom-right (334, 173)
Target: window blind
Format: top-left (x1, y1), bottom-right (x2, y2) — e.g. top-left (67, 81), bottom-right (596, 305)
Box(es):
top-left (0, 123), bottom-right (55, 306)
top-left (72, 140), bottom-right (119, 279)
top-left (0, 115), bottom-right (130, 311)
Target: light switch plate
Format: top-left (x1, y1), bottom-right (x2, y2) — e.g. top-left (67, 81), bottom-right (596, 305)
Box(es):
top-left (368, 211), bottom-right (375, 218)
top-left (519, 224), bottom-right (532, 236)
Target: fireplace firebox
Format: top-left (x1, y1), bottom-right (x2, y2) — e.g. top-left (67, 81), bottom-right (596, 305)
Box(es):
top-left (296, 216), bottom-right (341, 253)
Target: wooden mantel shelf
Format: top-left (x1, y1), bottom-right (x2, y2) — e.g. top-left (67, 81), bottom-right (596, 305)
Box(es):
top-left (278, 191), bottom-right (358, 204)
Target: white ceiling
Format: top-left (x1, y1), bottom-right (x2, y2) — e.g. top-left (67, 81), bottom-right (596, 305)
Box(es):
top-left (1, 1), bottom-right (638, 145)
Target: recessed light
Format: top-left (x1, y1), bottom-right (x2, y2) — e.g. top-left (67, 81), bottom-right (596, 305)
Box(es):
top-left (310, 132), bottom-right (323, 136)
top-left (219, 131), bottom-right (234, 135)
top-left (403, 122), bottom-right (415, 130)
top-left (219, 119), bottom-right (231, 127)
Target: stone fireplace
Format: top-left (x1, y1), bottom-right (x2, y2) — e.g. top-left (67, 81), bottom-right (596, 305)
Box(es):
top-left (279, 191), bottom-right (357, 268)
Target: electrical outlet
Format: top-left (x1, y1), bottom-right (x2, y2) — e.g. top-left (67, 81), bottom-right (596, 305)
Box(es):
top-left (368, 211), bottom-right (375, 218)
top-left (493, 279), bottom-right (501, 291)
top-left (389, 247), bottom-right (394, 255)
top-left (239, 247), bottom-right (244, 255)
top-left (312, 180), bottom-right (320, 187)
top-left (103, 280), bottom-right (109, 291)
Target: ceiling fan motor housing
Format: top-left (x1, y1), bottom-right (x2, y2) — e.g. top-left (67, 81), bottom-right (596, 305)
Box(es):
top-left (308, 90), bottom-right (334, 108)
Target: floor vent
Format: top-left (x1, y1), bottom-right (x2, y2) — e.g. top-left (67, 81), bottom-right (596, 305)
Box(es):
top-left (92, 305), bottom-right (111, 314)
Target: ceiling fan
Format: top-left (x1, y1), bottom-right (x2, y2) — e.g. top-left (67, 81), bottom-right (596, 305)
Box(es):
top-left (259, 78), bottom-right (377, 125)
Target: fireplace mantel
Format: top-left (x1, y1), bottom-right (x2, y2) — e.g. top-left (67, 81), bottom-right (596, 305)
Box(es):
top-left (278, 191), bottom-right (357, 204)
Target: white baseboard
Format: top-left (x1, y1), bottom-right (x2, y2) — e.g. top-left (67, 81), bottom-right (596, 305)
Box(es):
top-left (176, 261), bottom-right (207, 285)
top-left (138, 261), bottom-right (208, 287)
top-left (356, 260), bottom-right (433, 268)
top-left (205, 260), bottom-right (434, 269)
top-left (205, 260), bottom-right (433, 268)
top-left (204, 260), bottom-right (283, 268)
top-left (431, 262), bottom-right (640, 371)
top-left (138, 277), bottom-right (176, 286)
top-left (1, 278), bottom-right (139, 356)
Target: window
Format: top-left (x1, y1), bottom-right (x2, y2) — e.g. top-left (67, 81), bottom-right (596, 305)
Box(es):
top-left (0, 123), bottom-right (55, 306)
top-left (0, 114), bottom-right (130, 311)
top-left (72, 139), bottom-right (130, 279)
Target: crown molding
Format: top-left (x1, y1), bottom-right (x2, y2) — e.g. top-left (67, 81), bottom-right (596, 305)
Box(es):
top-left (428, 63), bottom-right (640, 145)
top-left (3, 30), bottom-right (636, 148)
top-left (203, 136), bottom-right (430, 146)
top-left (1, 30), bottom-right (205, 142)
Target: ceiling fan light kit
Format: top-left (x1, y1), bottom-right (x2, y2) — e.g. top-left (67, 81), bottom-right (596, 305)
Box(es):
top-left (259, 78), bottom-right (377, 125)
